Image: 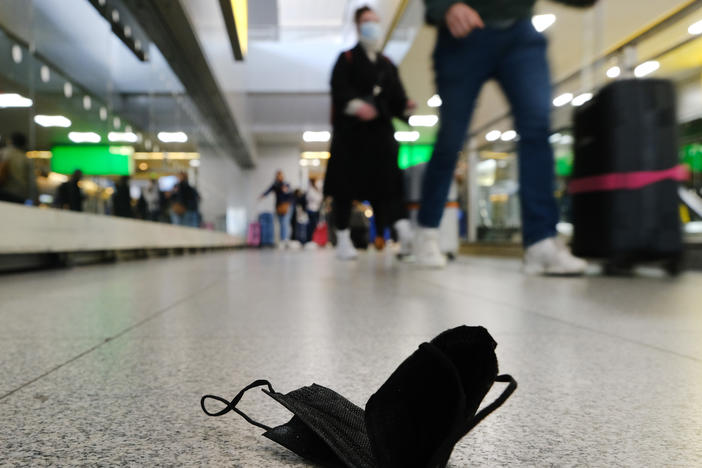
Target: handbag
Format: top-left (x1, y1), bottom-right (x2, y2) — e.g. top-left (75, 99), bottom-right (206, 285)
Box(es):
top-left (276, 202), bottom-right (291, 216)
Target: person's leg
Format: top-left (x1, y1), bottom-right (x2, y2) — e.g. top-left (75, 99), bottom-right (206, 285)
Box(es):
top-left (278, 211), bottom-right (291, 242)
top-left (332, 198), bottom-right (357, 259)
top-left (307, 211), bottom-right (319, 242)
top-left (496, 21), bottom-right (586, 275)
top-left (185, 211), bottom-right (198, 227)
top-left (495, 22), bottom-right (558, 247)
top-left (418, 31), bottom-right (496, 228)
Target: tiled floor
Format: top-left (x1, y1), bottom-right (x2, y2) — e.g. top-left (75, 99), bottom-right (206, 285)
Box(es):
top-left (1, 249), bottom-right (701, 466)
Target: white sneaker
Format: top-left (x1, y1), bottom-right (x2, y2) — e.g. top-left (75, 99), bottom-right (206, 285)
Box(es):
top-left (336, 230), bottom-right (358, 260)
top-left (413, 228), bottom-right (447, 268)
top-left (524, 237), bottom-right (587, 276)
top-left (304, 242), bottom-right (318, 251)
top-left (277, 240), bottom-right (288, 250)
top-left (394, 219), bottom-right (414, 257)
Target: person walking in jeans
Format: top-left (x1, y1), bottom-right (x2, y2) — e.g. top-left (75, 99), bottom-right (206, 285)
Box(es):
top-left (261, 170), bottom-right (294, 248)
top-left (415, 0), bottom-right (594, 274)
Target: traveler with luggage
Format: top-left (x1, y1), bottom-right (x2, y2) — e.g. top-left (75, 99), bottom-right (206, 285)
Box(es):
top-left (261, 170), bottom-right (295, 248)
top-left (415, 0), bottom-right (595, 273)
top-left (324, 6), bottom-right (414, 260)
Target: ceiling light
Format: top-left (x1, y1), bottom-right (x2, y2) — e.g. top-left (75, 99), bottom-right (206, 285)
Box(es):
top-left (606, 66), bottom-right (621, 79)
top-left (34, 115), bottom-right (71, 128)
top-left (11, 45), bottom-right (22, 64)
top-left (68, 132), bottom-right (101, 143)
top-left (40, 66), bottom-right (50, 83)
top-left (108, 131), bottom-right (138, 143)
top-left (138, 162), bottom-right (148, 171)
top-left (427, 95), bottom-right (442, 108)
top-left (549, 133), bottom-right (563, 144)
top-left (485, 130), bottom-right (502, 142)
top-left (0, 93), bottom-right (33, 108)
top-left (190, 159), bottom-right (201, 168)
top-left (301, 151), bottom-right (331, 159)
top-left (560, 135), bottom-right (574, 145)
top-left (157, 131), bottom-right (188, 143)
top-left (634, 61), bottom-right (660, 78)
top-left (394, 131), bottom-right (420, 142)
top-left (99, 107), bottom-right (107, 121)
top-left (83, 96), bottom-right (92, 110)
top-left (689, 19), bottom-right (702, 35)
top-left (500, 130), bottom-right (517, 141)
top-left (113, 117), bottom-right (121, 129)
top-left (303, 131), bottom-right (331, 143)
top-left (64, 82), bottom-right (73, 98)
top-left (572, 93), bottom-right (593, 107)
top-left (532, 14), bottom-right (556, 33)
top-left (553, 93), bottom-right (574, 107)
top-left (409, 115), bottom-right (439, 127)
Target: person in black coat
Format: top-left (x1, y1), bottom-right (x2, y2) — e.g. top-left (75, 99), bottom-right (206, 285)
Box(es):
top-left (324, 6), bottom-right (415, 260)
top-left (112, 175), bottom-right (134, 218)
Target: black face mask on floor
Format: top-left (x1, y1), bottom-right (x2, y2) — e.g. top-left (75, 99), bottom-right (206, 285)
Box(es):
top-left (201, 326), bottom-right (517, 468)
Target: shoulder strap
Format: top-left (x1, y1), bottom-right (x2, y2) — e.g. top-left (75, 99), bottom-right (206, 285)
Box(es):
top-left (344, 50), bottom-right (353, 63)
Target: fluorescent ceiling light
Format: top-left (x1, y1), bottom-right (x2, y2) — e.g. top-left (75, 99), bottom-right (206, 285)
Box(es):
top-left (301, 151), bottom-right (331, 159)
top-left (500, 130), bottom-right (517, 142)
top-left (560, 135), bottom-right (574, 145)
top-left (549, 133), bottom-right (563, 144)
top-left (689, 19), bottom-right (702, 35)
top-left (634, 61), bottom-right (660, 78)
top-left (572, 93), bottom-right (593, 107)
top-left (553, 93), bottom-right (574, 107)
top-left (485, 130), bottom-right (502, 142)
top-left (0, 93), bottom-right (33, 108)
top-left (606, 66), bottom-right (621, 78)
top-left (532, 14), bottom-right (556, 33)
top-left (394, 131), bottom-right (420, 142)
top-left (189, 159), bottom-right (201, 168)
top-left (34, 115), bottom-right (71, 128)
top-left (68, 132), bottom-right (101, 143)
top-left (108, 131), bottom-right (138, 143)
top-left (409, 115), bottom-right (439, 127)
top-left (427, 95), bottom-right (442, 108)
top-left (157, 131), bottom-right (188, 143)
top-left (303, 131), bottom-right (331, 143)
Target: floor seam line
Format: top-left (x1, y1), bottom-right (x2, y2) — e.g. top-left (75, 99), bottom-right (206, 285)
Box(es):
top-left (0, 278), bottom-right (223, 403)
top-left (418, 275), bottom-right (702, 364)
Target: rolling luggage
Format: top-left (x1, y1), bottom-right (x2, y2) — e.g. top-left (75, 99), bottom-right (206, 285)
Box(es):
top-left (259, 212), bottom-right (275, 247)
top-left (570, 79), bottom-right (687, 274)
top-left (247, 222), bottom-right (261, 247)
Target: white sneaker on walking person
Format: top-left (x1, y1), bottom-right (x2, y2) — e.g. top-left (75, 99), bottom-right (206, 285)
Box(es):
top-left (336, 229), bottom-right (358, 260)
top-left (523, 237), bottom-right (588, 276)
top-left (394, 219), bottom-right (414, 258)
top-left (413, 228), bottom-right (447, 268)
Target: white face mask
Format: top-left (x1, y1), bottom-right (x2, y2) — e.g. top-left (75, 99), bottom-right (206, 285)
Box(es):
top-left (359, 21), bottom-right (382, 50)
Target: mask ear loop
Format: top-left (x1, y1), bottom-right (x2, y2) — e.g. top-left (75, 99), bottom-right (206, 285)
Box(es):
top-left (465, 374), bottom-right (517, 433)
top-left (201, 379), bottom-right (275, 431)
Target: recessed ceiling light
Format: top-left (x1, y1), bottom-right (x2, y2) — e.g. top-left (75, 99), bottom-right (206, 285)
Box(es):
top-left (158, 131), bottom-right (188, 143)
top-left (302, 131), bottom-right (331, 143)
top-left (64, 82), bottom-right (73, 98)
top-left (40, 66), bottom-right (51, 83)
top-left (69, 132), bottom-right (101, 143)
top-left (486, 130), bottom-right (502, 142)
top-left (0, 93), bottom-right (33, 108)
top-left (532, 14), bottom-right (556, 33)
top-left (572, 93), bottom-right (593, 107)
top-left (500, 130), bottom-right (517, 141)
top-left (427, 95), bottom-right (442, 108)
top-left (394, 131), bottom-right (420, 142)
top-left (634, 61), bottom-right (660, 78)
top-left (83, 96), bottom-right (92, 110)
top-left (409, 115), bottom-right (439, 127)
top-left (11, 45), bottom-right (22, 64)
top-left (108, 131), bottom-right (138, 143)
top-left (553, 93), bottom-right (574, 107)
top-left (689, 19), bottom-right (702, 35)
top-left (34, 115), bottom-right (72, 128)
top-left (606, 66), bottom-right (621, 79)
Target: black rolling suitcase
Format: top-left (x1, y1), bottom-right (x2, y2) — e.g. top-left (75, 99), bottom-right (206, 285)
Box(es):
top-left (570, 79), bottom-right (687, 275)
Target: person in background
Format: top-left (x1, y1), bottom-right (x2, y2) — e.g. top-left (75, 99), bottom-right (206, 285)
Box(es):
top-left (55, 170), bottom-right (84, 212)
top-left (292, 188), bottom-right (309, 246)
top-left (0, 132), bottom-right (36, 205)
top-left (324, 5), bottom-right (415, 260)
top-left (414, 0), bottom-right (594, 273)
top-left (171, 172), bottom-right (200, 228)
top-left (143, 178), bottom-right (162, 221)
top-left (112, 176), bottom-right (134, 218)
top-left (306, 178), bottom-right (324, 246)
top-left (260, 170), bottom-right (294, 248)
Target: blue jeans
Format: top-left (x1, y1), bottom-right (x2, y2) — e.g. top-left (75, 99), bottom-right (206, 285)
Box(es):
top-left (171, 210), bottom-right (199, 227)
top-left (418, 20), bottom-right (559, 247)
top-left (277, 209), bottom-right (293, 242)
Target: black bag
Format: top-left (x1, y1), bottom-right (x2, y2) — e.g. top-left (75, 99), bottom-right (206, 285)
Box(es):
top-left (570, 79), bottom-right (686, 273)
top-left (201, 326), bottom-right (517, 468)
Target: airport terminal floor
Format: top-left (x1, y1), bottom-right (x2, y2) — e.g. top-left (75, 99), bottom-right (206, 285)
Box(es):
top-left (1, 249), bottom-right (701, 466)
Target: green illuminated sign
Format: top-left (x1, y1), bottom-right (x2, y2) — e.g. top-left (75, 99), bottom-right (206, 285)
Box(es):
top-left (399, 145), bottom-right (433, 170)
top-left (681, 143), bottom-right (702, 172)
top-left (51, 146), bottom-right (134, 176)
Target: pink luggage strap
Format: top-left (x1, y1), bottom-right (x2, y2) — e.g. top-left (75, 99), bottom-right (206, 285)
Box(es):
top-left (569, 165), bottom-right (689, 195)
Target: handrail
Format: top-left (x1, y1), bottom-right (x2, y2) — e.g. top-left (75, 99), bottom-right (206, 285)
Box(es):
top-left (383, 0), bottom-right (412, 50)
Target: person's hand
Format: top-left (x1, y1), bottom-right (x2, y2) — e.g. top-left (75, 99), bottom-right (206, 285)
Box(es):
top-left (356, 102), bottom-right (379, 121)
top-left (445, 3), bottom-right (484, 39)
top-left (406, 99), bottom-right (417, 112)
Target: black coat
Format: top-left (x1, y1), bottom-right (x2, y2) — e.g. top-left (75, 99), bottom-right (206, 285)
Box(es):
top-left (324, 44), bottom-right (409, 202)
